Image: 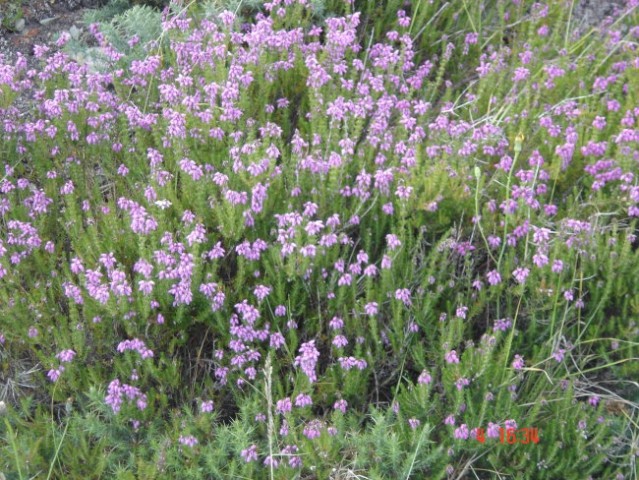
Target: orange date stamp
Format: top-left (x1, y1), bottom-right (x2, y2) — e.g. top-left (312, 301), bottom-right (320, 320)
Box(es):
top-left (475, 427), bottom-right (540, 444)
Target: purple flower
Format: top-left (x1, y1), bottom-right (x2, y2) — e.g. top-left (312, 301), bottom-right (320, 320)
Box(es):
top-left (241, 444), bottom-right (258, 463)
top-left (200, 400), bottom-right (214, 413)
top-left (408, 418), bottom-right (420, 429)
top-left (417, 370), bottom-right (432, 385)
top-left (332, 335), bottom-right (348, 348)
top-left (338, 356), bottom-right (367, 371)
top-left (444, 350), bottom-right (460, 364)
top-left (253, 284), bottom-right (271, 301)
top-left (382, 203), bottom-right (394, 215)
top-left (105, 379), bottom-right (147, 414)
top-left (117, 338), bottom-right (154, 359)
top-left (303, 420), bottom-right (323, 440)
top-left (56, 349), bottom-right (76, 363)
top-left (493, 318), bottom-right (512, 332)
top-left (333, 399), bottom-right (348, 413)
top-left (512, 267), bottom-right (530, 284)
top-left (455, 305), bottom-right (468, 319)
top-left (487, 422), bottom-right (500, 438)
top-left (269, 332), bottom-right (285, 349)
top-left (455, 377), bottom-right (470, 390)
top-left (395, 288), bottom-right (412, 306)
top-left (512, 67), bottom-right (530, 82)
top-left (280, 420), bottom-right (290, 436)
top-left (364, 302), bottom-right (378, 315)
top-left (178, 435), bottom-right (198, 448)
top-left (294, 340), bottom-right (320, 383)
top-left (276, 397), bottom-right (292, 414)
top-left (487, 269), bottom-right (502, 285)
top-left (552, 348), bottom-right (566, 362)
top-left (454, 424), bottom-right (469, 439)
top-left (386, 234), bottom-right (402, 250)
top-left (295, 393), bottom-right (313, 408)
top-left (47, 367), bottom-right (64, 382)
top-left (282, 445), bottom-right (301, 468)
top-left (552, 260), bottom-right (564, 273)
top-left (512, 354), bottom-right (525, 370)
top-left (329, 316), bottom-right (344, 330)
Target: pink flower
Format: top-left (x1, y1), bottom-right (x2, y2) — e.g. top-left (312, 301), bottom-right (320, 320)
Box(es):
top-left (332, 335), bottom-right (348, 348)
top-left (512, 354), bottom-right (525, 370)
top-left (512, 267), bottom-right (530, 284)
top-left (276, 397), bottom-right (292, 414)
top-left (505, 419), bottom-right (518, 430)
top-left (200, 400), bottom-right (214, 413)
top-left (56, 350), bottom-right (76, 363)
top-left (364, 302), bottom-right (378, 315)
top-left (329, 316), bottom-right (344, 330)
top-left (241, 444), bottom-right (258, 463)
top-left (445, 350), bottom-right (460, 364)
top-left (455, 377), bottom-right (470, 390)
top-left (552, 348), bottom-right (566, 362)
top-left (178, 435), bottom-right (198, 448)
top-left (334, 399), bottom-right (348, 413)
top-left (386, 234), bottom-right (402, 250)
top-left (417, 370), bottom-right (432, 385)
top-left (487, 270), bottom-right (502, 285)
top-left (487, 422), bottom-right (500, 438)
top-left (47, 367), bottom-right (64, 382)
top-left (303, 420), bottom-right (323, 440)
top-left (395, 288), bottom-right (412, 306)
top-left (294, 341), bottom-right (320, 383)
top-left (454, 424), bottom-right (469, 439)
top-left (295, 394), bottom-right (313, 408)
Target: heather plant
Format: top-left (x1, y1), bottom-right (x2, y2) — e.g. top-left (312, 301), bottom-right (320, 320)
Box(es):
top-left (1, 0), bottom-right (639, 478)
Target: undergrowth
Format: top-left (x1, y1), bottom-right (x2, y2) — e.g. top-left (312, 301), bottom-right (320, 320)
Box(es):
top-left (0, 0), bottom-right (638, 479)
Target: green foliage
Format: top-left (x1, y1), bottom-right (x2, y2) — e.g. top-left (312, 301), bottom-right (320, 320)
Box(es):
top-left (0, 0), bottom-right (23, 32)
top-left (0, 0), bottom-right (638, 479)
top-left (63, 0), bottom-right (164, 70)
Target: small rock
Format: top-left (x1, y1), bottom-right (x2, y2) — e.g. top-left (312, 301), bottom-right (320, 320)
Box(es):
top-left (39, 16), bottom-right (58, 26)
top-left (69, 25), bottom-right (81, 40)
top-left (14, 18), bottom-right (26, 33)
